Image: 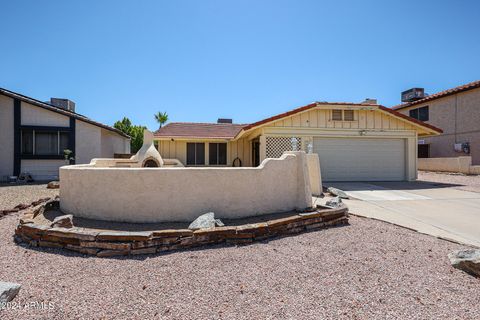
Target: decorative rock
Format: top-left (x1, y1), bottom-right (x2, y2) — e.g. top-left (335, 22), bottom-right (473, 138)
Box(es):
top-left (0, 282), bottom-right (21, 303)
top-left (188, 212), bottom-right (224, 230)
top-left (50, 214), bottom-right (73, 228)
top-left (325, 196), bottom-right (343, 208)
top-left (47, 181), bottom-right (60, 189)
top-left (327, 187), bottom-right (349, 199)
top-left (448, 249), bottom-right (480, 277)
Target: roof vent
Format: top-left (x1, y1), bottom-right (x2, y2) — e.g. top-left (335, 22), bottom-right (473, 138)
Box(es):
top-left (50, 98), bottom-right (76, 112)
top-left (401, 88), bottom-right (425, 103)
top-left (361, 98), bottom-right (377, 105)
top-left (217, 118), bottom-right (232, 124)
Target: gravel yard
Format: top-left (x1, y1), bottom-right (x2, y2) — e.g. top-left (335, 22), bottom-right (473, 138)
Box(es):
top-left (419, 171), bottom-right (480, 193)
top-left (0, 184), bottom-right (58, 211)
top-left (1, 208), bottom-right (479, 319)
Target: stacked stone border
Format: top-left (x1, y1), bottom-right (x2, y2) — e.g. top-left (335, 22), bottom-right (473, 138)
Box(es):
top-left (14, 200), bottom-right (348, 258)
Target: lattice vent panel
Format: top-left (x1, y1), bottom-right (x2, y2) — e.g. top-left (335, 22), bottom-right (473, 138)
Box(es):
top-left (265, 136), bottom-right (303, 158)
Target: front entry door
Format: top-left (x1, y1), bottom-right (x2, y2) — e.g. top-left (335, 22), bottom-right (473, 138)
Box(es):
top-left (252, 139), bottom-right (260, 167)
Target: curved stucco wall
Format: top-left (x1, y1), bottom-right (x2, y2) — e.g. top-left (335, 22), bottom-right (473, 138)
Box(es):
top-left (59, 152), bottom-right (312, 223)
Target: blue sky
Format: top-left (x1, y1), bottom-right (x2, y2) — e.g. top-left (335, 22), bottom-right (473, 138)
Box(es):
top-left (1, 1), bottom-right (479, 130)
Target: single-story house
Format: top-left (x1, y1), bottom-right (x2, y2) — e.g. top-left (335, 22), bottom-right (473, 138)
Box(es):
top-left (155, 101), bottom-right (442, 182)
top-left (392, 80), bottom-right (480, 164)
top-left (0, 87), bottom-right (131, 181)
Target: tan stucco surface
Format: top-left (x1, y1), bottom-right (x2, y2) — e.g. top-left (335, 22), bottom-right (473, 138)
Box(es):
top-left (306, 154), bottom-right (322, 196)
top-left (60, 152), bottom-right (313, 223)
top-left (0, 95), bottom-right (14, 179)
top-left (397, 87), bottom-right (480, 164)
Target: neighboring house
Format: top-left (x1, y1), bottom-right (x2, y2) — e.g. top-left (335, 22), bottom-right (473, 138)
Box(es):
top-left (393, 80), bottom-right (480, 164)
top-left (0, 88), bottom-right (131, 181)
top-left (155, 102), bottom-right (441, 181)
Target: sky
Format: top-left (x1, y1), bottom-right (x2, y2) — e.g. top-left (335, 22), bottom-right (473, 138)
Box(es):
top-left (1, 1), bottom-right (479, 131)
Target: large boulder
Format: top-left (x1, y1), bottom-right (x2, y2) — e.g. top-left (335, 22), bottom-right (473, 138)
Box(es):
top-left (47, 181), bottom-right (60, 189)
top-left (325, 196), bottom-right (343, 208)
top-left (327, 187), bottom-right (349, 199)
top-left (0, 282), bottom-right (21, 303)
top-left (188, 212), bottom-right (224, 230)
top-left (50, 214), bottom-right (73, 228)
top-left (448, 249), bottom-right (480, 277)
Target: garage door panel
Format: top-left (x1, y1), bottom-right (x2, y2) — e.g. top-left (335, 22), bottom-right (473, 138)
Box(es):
top-left (313, 138), bottom-right (406, 181)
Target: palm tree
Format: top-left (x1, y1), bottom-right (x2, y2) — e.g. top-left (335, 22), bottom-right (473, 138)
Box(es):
top-left (154, 111), bottom-right (169, 128)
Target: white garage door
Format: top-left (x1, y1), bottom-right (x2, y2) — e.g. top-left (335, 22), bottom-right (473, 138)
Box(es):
top-left (313, 137), bottom-right (406, 181)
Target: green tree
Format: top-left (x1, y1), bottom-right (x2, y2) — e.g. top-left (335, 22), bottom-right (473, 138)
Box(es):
top-left (113, 117), bottom-right (146, 153)
top-left (154, 111), bottom-right (169, 128)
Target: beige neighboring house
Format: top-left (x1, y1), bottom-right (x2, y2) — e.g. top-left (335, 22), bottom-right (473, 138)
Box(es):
top-left (0, 87), bottom-right (131, 181)
top-left (155, 101), bottom-right (442, 182)
top-left (393, 80), bottom-right (480, 164)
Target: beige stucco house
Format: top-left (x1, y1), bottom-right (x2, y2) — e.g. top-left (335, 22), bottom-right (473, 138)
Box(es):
top-left (155, 101), bottom-right (441, 181)
top-left (393, 80), bottom-right (480, 164)
top-left (0, 87), bottom-right (131, 181)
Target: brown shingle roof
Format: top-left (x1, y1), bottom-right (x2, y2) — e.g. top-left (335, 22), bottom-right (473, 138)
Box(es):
top-left (154, 122), bottom-right (245, 139)
top-left (392, 80), bottom-right (480, 110)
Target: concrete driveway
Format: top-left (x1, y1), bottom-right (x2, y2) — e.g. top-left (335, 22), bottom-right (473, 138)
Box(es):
top-left (317, 180), bottom-right (480, 247)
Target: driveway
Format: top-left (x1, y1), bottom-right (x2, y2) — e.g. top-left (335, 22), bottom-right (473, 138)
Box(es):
top-left (317, 180), bottom-right (480, 247)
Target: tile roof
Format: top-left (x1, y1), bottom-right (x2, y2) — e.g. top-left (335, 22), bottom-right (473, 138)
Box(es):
top-left (0, 87), bottom-right (130, 139)
top-left (154, 122), bottom-right (245, 139)
top-left (392, 80), bottom-right (480, 110)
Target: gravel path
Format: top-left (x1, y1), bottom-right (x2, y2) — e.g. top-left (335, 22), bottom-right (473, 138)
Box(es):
top-left (0, 184), bottom-right (58, 211)
top-left (419, 171), bottom-right (480, 193)
top-left (0, 212), bottom-right (479, 319)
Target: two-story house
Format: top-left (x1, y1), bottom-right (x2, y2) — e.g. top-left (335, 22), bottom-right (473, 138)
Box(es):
top-left (393, 80), bottom-right (480, 164)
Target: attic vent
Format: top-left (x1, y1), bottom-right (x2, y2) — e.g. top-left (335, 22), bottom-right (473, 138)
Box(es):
top-left (217, 118), bottom-right (232, 124)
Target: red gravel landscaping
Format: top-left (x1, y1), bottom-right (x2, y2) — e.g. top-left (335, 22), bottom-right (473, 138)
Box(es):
top-left (0, 209), bottom-right (479, 319)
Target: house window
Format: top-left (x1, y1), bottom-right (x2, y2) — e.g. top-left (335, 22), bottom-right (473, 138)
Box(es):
top-left (418, 144), bottom-right (430, 158)
top-left (332, 109), bottom-right (354, 121)
top-left (209, 143), bottom-right (227, 165)
top-left (409, 106), bottom-right (429, 121)
top-left (332, 109), bottom-right (343, 121)
top-left (21, 130), bottom-right (34, 155)
top-left (186, 143), bottom-right (205, 165)
top-left (344, 110), bottom-right (354, 121)
top-left (21, 129), bottom-right (69, 156)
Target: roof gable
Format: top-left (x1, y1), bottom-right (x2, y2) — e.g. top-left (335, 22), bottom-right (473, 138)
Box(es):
top-left (241, 102), bottom-right (442, 136)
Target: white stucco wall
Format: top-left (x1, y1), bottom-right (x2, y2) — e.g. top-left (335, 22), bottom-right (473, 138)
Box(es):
top-left (60, 152), bottom-right (313, 223)
top-left (0, 95), bottom-right (14, 179)
top-left (75, 120), bottom-right (102, 164)
top-left (100, 128), bottom-right (130, 157)
top-left (21, 102), bottom-right (69, 126)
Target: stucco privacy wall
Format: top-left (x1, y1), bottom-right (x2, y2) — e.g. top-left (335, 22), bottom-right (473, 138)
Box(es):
top-left (306, 154), bottom-right (322, 196)
top-left (60, 151), bottom-right (312, 223)
top-left (0, 95), bottom-right (14, 178)
top-left (418, 156), bottom-right (480, 174)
